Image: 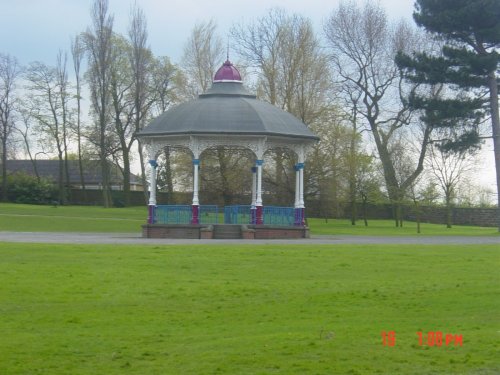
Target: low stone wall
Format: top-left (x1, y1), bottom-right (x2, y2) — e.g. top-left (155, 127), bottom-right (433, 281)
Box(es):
top-left (306, 200), bottom-right (498, 228)
top-left (246, 225), bottom-right (309, 239)
top-left (142, 224), bottom-right (309, 239)
top-left (142, 224), bottom-right (204, 239)
top-left (406, 206), bottom-right (498, 227)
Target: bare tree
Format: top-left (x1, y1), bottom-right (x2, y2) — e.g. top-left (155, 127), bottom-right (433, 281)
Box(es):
top-left (231, 8), bottom-right (286, 106)
top-left (232, 9), bottom-right (330, 119)
top-left (71, 35), bottom-right (87, 195)
top-left (25, 59), bottom-right (71, 204)
top-left (150, 56), bottom-right (183, 115)
top-left (15, 108), bottom-right (40, 181)
top-left (232, 9), bottom-right (332, 203)
top-left (182, 19), bottom-right (248, 203)
top-left (84, 0), bottom-right (114, 207)
top-left (324, 2), bottom-right (432, 226)
top-left (182, 20), bottom-right (224, 97)
top-left (150, 56), bottom-right (185, 197)
top-left (110, 34), bottom-right (135, 206)
top-left (426, 145), bottom-right (476, 228)
top-left (56, 51), bottom-right (71, 194)
top-left (0, 53), bottom-right (21, 201)
top-left (128, 3), bottom-right (154, 203)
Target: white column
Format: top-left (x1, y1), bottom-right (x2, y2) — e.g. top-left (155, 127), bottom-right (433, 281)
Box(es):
top-left (148, 159), bottom-right (158, 224)
top-left (148, 159), bottom-right (158, 205)
top-left (256, 160), bottom-right (263, 206)
top-left (251, 166), bottom-right (257, 207)
top-left (192, 158), bottom-right (200, 205)
top-left (294, 164), bottom-right (300, 208)
top-left (298, 162), bottom-right (304, 208)
top-left (255, 159), bottom-right (264, 224)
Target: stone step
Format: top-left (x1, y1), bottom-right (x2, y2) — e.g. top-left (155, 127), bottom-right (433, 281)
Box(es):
top-left (213, 225), bottom-right (242, 239)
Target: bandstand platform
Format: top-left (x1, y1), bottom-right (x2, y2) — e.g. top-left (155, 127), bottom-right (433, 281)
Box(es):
top-left (138, 59), bottom-right (318, 240)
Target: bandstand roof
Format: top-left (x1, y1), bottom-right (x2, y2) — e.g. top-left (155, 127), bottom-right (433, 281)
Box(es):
top-left (138, 60), bottom-right (319, 142)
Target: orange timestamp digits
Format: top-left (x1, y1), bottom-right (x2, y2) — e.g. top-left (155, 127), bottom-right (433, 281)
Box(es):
top-left (417, 331), bottom-right (463, 347)
top-left (381, 331), bottom-right (396, 346)
top-left (382, 331), bottom-right (463, 347)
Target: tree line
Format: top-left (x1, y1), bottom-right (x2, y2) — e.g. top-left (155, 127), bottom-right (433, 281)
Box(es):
top-left (0, 0), bottom-right (498, 229)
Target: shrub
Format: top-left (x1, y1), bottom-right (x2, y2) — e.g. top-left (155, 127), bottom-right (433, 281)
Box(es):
top-left (0, 172), bottom-right (57, 204)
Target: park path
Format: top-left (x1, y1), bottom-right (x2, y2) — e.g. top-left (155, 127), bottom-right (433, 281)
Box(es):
top-left (0, 231), bottom-right (498, 245)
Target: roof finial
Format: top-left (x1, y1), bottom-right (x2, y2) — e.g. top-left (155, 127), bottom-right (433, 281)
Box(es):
top-left (226, 36), bottom-right (230, 61)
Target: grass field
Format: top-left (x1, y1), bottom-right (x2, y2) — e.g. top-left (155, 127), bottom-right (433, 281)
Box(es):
top-left (0, 242), bottom-right (498, 374)
top-left (1, 203), bottom-right (498, 235)
top-left (0, 203), bottom-right (145, 233)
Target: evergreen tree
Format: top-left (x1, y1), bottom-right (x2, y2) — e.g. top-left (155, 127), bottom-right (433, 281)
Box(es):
top-left (396, 0), bottom-right (500, 230)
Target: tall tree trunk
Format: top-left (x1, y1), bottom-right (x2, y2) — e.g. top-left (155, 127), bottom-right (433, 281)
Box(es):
top-left (77, 105), bottom-right (86, 199)
top-left (58, 153), bottom-right (65, 204)
top-left (487, 72), bottom-right (500, 232)
top-left (1, 136), bottom-right (7, 202)
top-left (217, 147), bottom-right (231, 206)
top-left (349, 128), bottom-right (357, 225)
top-left (63, 134), bottom-right (70, 203)
top-left (122, 146), bottom-right (131, 206)
top-left (361, 193), bottom-right (368, 227)
top-left (445, 192), bottom-right (452, 229)
top-left (72, 35), bottom-right (86, 201)
top-left (370, 123), bottom-right (403, 227)
top-left (100, 107), bottom-right (112, 207)
top-left (138, 141), bottom-right (148, 204)
top-left (101, 155), bottom-right (112, 207)
top-left (275, 151), bottom-right (285, 205)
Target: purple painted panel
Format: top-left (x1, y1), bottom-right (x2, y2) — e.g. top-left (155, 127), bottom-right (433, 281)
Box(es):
top-left (191, 204), bottom-right (199, 224)
top-left (148, 205), bottom-right (156, 224)
top-left (256, 205), bottom-right (263, 225)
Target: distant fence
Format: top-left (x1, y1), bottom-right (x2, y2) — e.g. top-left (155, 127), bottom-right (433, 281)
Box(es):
top-left (69, 189), bottom-right (192, 207)
top-left (307, 201), bottom-right (498, 228)
top-left (405, 206), bottom-right (498, 227)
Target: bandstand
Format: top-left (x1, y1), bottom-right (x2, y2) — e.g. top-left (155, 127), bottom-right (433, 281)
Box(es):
top-left (138, 59), bottom-right (319, 239)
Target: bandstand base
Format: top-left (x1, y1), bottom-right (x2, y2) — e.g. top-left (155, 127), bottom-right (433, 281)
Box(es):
top-left (142, 224), bottom-right (310, 240)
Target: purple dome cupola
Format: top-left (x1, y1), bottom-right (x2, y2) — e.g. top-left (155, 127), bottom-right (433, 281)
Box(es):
top-left (213, 59), bottom-right (242, 83)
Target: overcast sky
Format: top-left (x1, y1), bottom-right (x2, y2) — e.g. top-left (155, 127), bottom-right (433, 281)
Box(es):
top-left (0, 0), bottom-right (416, 65)
top-left (0, 0), bottom-right (497, 194)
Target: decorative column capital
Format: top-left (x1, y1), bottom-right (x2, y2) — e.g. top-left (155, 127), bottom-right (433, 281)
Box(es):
top-left (256, 159), bottom-right (264, 166)
top-left (149, 159), bottom-right (158, 168)
top-left (193, 158), bottom-right (200, 166)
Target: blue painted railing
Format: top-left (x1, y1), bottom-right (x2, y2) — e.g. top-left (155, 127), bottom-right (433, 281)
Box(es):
top-left (224, 205), bottom-right (298, 225)
top-left (155, 205), bottom-right (219, 224)
top-left (224, 205), bottom-right (252, 224)
top-left (154, 205), bottom-right (299, 226)
top-left (263, 206), bottom-right (295, 226)
top-left (155, 205), bottom-right (191, 224)
top-left (199, 205), bottom-right (219, 224)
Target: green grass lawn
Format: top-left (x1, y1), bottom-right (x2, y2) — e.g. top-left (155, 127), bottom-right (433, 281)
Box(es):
top-left (307, 218), bottom-right (500, 236)
top-left (0, 243), bottom-right (498, 374)
top-left (0, 203), bottom-right (146, 232)
top-left (1, 203), bottom-right (498, 235)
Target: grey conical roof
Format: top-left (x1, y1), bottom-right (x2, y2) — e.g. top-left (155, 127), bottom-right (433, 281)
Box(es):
top-left (139, 63), bottom-right (318, 141)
